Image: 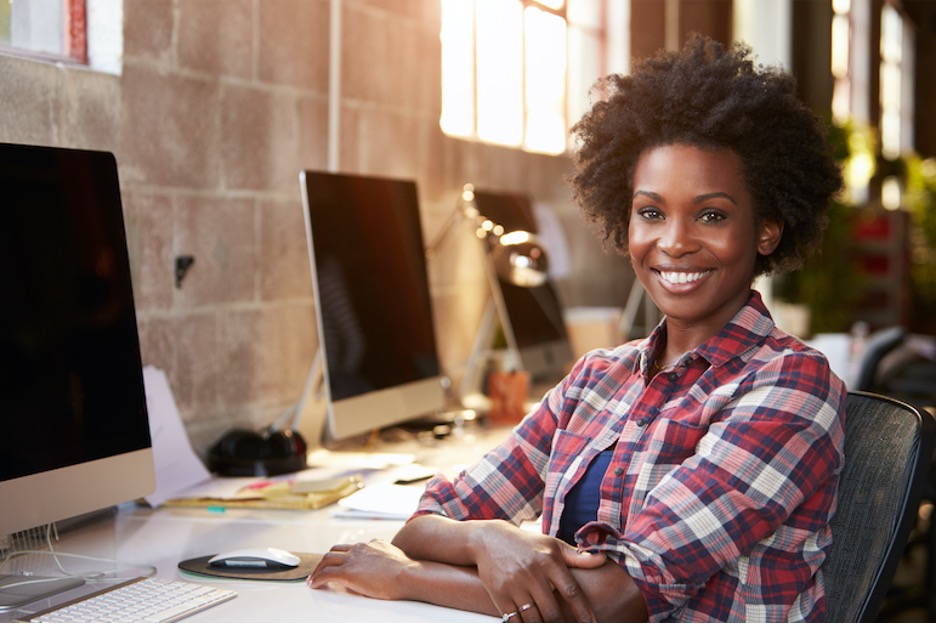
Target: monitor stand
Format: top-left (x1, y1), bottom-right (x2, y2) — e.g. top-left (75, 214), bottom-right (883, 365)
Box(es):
top-left (0, 574), bottom-right (85, 612)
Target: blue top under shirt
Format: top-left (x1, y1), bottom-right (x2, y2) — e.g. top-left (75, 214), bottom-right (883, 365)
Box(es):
top-left (557, 448), bottom-right (615, 545)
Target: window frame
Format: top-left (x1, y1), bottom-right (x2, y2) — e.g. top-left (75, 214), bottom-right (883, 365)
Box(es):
top-left (440, 0), bottom-right (624, 156)
top-left (0, 0), bottom-right (87, 66)
top-left (440, 0), bottom-right (573, 155)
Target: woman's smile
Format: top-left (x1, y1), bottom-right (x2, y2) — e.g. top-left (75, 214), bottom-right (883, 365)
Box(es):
top-left (654, 269), bottom-right (714, 287)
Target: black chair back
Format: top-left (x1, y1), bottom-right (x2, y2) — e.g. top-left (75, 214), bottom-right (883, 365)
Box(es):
top-left (823, 391), bottom-right (935, 622)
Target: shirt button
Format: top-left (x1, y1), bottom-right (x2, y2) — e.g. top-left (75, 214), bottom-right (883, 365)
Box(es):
top-left (613, 467), bottom-right (624, 477)
top-left (668, 372), bottom-right (679, 382)
top-left (636, 418), bottom-right (647, 426)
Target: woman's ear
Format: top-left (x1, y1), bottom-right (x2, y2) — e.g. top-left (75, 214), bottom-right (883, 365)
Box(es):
top-left (757, 218), bottom-right (784, 256)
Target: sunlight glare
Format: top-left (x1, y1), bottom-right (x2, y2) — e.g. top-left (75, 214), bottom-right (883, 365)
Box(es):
top-left (476, 0), bottom-right (523, 146)
top-left (440, 0), bottom-right (475, 138)
top-left (524, 6), bottom-right (567, 154)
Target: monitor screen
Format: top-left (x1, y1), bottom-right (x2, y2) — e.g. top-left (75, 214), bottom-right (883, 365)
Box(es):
top-left (300, 171), bottom-right (445, 441)
top-left (0, 143), bottom-right (154, 540)
top-left (471, 189), bottom-right (573, 383)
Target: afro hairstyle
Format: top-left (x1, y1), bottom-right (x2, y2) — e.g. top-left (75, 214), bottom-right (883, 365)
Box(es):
top-left (568, 34), bottom-right (844, 276)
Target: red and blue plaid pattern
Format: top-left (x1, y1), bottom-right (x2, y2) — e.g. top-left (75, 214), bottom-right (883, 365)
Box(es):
top-left (414, 291), bottom-right (845, 622)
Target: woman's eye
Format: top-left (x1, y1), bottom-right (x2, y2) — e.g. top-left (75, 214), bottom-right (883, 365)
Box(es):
top-left (636, 207), bottom-right (663, 220)
top-left (699, 210), bottom-right (726, 223)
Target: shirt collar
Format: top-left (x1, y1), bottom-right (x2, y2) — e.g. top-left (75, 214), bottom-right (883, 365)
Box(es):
top-left (638, 290), bottom-right (776, 374)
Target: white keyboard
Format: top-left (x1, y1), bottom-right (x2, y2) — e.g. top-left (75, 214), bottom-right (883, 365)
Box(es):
top-left (25, 577), bottom-right (237, 623)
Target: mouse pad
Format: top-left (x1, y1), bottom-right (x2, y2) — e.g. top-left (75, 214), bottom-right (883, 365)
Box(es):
top-left (178, 553), bottom-right (323, 581)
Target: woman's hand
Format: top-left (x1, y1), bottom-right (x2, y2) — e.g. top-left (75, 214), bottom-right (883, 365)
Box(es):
top-left (307, 540), bottom-right (415, 600)
top-left (308, 527), bottom-right (635, 622)
top-left (467, 520), bottom-right (605, 622)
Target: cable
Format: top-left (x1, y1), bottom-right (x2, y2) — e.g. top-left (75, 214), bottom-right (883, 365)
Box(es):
top-left (0, 524), bottom-right (156, 586)
top-left (2, 549), bottom-right (156, 583)
top-left (0, 576), bottom-right (76, 591)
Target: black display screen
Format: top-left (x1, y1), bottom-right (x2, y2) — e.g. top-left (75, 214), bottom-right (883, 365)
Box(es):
top-left (0, 144), bottom-right (151, 482)
top-left (304, 171), bottom-right (441, 401)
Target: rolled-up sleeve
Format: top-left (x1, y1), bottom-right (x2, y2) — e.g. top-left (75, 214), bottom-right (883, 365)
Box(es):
top-left (412, 400), bottom-right (561, 525)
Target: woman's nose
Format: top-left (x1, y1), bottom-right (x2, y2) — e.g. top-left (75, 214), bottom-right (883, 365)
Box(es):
top-left (657, 220), bottom-right (698, 256)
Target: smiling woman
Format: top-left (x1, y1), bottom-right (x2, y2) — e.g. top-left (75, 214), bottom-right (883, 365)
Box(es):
top-left (308, 35), bottom-right (847, 623)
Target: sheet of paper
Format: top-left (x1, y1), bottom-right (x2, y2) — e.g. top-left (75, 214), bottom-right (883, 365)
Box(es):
top-left (142, 366), bottom-right (212, 506)
top-left (169, 476), bottom-right (257, 500)
top-left (333, 483), bottom-right (425, 520)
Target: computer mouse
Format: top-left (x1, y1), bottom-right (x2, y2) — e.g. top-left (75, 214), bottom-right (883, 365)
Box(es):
top-left (207, 547), bottom-right (301, 569)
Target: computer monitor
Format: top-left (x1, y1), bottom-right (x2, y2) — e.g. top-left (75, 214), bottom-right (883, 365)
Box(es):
top-left (0, 143), bottom-right (155, 605)
top-left (471, 189), bottom-right (574, 384)
top-left (299, 171), bottom-right (446, 441)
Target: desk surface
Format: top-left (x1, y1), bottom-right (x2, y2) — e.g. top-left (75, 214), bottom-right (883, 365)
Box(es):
top-left (4, 424), bottom-right (514, 623)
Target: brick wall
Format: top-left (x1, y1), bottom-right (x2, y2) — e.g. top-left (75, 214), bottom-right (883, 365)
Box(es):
top-left (0, 0), bottom-right (632, 457)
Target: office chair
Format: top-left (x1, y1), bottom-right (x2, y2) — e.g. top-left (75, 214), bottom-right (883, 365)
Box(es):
top-left (823, 391), bottom-right (935, 623)
top-left (851, 326), bottom-right (906, 391)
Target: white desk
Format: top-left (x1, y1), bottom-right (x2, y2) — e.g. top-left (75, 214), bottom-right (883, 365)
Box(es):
top-left (4, 425), bottom-right (513, 623)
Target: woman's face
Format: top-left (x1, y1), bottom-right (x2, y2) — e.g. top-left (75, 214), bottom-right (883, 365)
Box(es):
top-left (628, 143), bottom-right (781, 336)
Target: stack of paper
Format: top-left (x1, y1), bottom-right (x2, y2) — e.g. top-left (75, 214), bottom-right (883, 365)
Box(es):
top-left (164, 474), bottom-right (364, 511)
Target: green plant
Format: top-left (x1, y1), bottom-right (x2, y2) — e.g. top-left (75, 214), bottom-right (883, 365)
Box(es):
top-left (773, 197), bottom-right (865, 333)
top-left (904, 155), bottom-right (936, 331)
top-left (772, 121), bottom-right (865, 334)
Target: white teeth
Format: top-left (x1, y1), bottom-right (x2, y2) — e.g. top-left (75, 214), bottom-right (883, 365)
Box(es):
top-left (660, 271), bottom-right (708, 284)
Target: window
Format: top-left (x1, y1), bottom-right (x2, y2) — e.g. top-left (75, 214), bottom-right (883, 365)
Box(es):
top-left (1, 0), bottom-right (122, 74)
top-left (879, 3), bottom-right (912, 162)
top-left (0, 0), bottom-right (87, 63)
top-left (830, 0), bottom-right (851, 125)
top-left (440, 0), bottom-right (627, 155)
top-left (879, 2), bottom-right (913, 210)
top-left (831, 0), bottom-right (915, 209)
top-left (441, 0), bottom-right (566, 154)
top-left (830, 0), bottom-right (875, 206)
top-left (566, 1), bottom-right (629, 134)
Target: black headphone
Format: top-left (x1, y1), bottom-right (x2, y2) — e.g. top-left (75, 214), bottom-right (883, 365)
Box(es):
top-left (207, 427), bottom-right (308, 477)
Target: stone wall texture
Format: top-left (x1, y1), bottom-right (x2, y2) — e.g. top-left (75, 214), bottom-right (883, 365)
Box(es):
top-left (0, 0), bottom-right (633, 457)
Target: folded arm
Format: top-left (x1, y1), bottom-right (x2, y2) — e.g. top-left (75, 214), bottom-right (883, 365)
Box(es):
top-left (308, 514), bottom-right (648, 622)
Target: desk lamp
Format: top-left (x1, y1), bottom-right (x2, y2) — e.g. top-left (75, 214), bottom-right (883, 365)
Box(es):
top-left (427, 183), bottom-right (549, 288)
top-left (425, 183), bottom-right (551, 414)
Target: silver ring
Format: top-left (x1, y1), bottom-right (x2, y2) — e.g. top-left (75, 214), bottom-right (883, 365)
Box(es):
top-left (502, 603), bottom-right (532, 622)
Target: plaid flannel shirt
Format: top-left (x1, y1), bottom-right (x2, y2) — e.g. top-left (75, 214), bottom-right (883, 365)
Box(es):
top-left (413, 291), bottom-right (846, 622)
